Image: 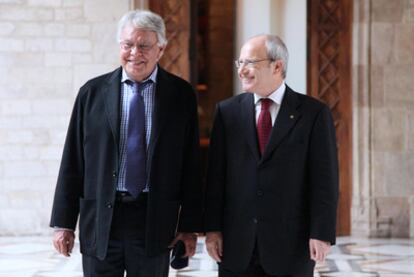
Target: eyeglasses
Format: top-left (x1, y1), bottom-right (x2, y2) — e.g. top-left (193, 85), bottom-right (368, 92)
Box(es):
top-left (234, 58), bottom-right (274, 68)
top-left (120, 41), bottom-right (158, 53)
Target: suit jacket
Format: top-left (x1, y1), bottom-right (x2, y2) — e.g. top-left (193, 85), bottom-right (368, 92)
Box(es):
top-left (204, 86), bottom-right (339, 275)
top-left (50, 66), bottom-right (203, 259)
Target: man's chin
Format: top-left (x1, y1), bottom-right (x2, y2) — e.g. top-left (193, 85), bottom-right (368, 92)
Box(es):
top-left (241, 85), bottom-right (252, 92)
top-left (126, 69), bottom-right (147, 81)
top-left (128, 65), bottom-right (145, 73)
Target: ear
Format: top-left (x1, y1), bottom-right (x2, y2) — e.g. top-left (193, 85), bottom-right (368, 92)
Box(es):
top-left (273, 60), bottom-right (283, 75)
top-left (156, 45), bottom-right (165, 61)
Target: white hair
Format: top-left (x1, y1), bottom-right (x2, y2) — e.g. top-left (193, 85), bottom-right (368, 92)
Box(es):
top-left (264, 35), bottom-right (289, 78)
top-left (117, 9), bottom-right (168, 46)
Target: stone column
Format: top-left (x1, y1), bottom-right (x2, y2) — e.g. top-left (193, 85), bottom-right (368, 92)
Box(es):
top-left (352, 0), bottom-right (414, 238)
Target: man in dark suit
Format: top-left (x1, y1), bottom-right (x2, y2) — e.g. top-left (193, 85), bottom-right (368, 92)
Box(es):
top-left (204, 34), bottom-right (339, 277)
top-left (50, 9), bottom-right (202, 277)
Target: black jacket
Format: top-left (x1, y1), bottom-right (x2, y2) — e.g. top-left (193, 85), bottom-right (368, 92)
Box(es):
top-left (204, 86), bottom-right (339, 275)
top-left (50, 66), bottom-right (203, 259)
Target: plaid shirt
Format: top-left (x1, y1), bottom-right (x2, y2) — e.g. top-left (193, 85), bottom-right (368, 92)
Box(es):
top-left (117, 66), bottom-right (157, 192)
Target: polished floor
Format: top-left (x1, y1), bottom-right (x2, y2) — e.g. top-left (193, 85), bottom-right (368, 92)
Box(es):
top-left (0, 236), bottom-right (413, 277)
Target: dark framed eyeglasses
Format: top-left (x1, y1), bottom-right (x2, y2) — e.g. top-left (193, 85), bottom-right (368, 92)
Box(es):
top-left (234, 58), bottom-right (274, 68)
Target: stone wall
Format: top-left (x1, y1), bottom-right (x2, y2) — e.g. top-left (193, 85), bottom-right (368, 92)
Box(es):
top-left (0, 0), bottom-right (131, 235)
top-left (352, 0), bottom-right (414, 238)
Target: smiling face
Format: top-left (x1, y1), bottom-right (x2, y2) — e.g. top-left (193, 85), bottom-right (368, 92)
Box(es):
top-left (119, 25), bottom-right (165, 82)
top-left (238, 36), bottom-right (284, 97)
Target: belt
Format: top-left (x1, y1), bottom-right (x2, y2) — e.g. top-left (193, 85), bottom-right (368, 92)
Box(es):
top-left (115, 191), bottom-right (148, 203)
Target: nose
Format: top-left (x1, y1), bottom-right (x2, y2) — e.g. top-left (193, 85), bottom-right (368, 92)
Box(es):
top-left (238, 64), bottom-right (248, 76)
top-left (130, 46), bottom-right (138, 55)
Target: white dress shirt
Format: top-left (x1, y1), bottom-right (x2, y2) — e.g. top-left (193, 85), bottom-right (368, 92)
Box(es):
top-left (253, 82), bottom-right (286, 127)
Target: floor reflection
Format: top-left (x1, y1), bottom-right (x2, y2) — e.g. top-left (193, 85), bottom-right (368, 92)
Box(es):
top-left (0, 236), bottom-right (413, 276)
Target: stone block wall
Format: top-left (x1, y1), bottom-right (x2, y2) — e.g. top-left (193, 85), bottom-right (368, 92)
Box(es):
top-left (370, 0), bottom-right (414, 238)
top-left (352, 0), bottom-right (414, 238)
top-left (0, 0), bottom-right (131, 235)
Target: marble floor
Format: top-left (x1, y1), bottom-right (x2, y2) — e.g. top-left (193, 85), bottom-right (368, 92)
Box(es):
top-left (0, 236), bottom-right (413, 277)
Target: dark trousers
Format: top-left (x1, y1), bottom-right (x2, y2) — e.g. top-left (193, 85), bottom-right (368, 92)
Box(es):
top-left (82, 193), bottom-right (170, 277)
top-left (219, 241), bottom-right (314, 277)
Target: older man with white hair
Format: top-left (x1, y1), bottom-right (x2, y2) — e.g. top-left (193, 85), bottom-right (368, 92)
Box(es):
top-left (204, 34), bottom-right (339, 277)
top-left (50, 9), bottom-right (202, 277)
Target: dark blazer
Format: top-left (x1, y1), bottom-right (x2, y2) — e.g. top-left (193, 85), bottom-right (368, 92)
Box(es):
top-left (204, 86), bottom-right (339, 275)
top-left (50, 66), bottom-right (202, 259)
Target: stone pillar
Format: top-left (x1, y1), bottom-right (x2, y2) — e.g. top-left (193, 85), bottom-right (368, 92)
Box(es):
top-left (352, 0), bottom-right (373, 237)
top-left (352, 0), bottom-right (414, 238)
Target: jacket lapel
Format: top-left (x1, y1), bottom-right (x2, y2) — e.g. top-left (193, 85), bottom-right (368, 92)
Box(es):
top-left (103, 67), bottom-right (122, 150)
top-left (147, 67), bottom-right (171, 166)
top-left (261, 87), bottom-right (301, 163)
top-left (240, 94), bottom-right (260, 161)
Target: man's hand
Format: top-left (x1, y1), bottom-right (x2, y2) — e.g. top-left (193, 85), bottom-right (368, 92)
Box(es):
top-left (53, 230), bottom-right (75, 257)
top-left (169, 232), bottom-right (198, 257)
top-left (309, 238), bottom-right (331, 263)
top-left (205, 231), bottom-right (223, 262)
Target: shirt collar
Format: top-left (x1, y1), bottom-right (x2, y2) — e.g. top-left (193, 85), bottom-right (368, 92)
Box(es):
top-left (254, 82), bottom-right (286, 105)
top-left (121, 65), bottom-right (158, 84)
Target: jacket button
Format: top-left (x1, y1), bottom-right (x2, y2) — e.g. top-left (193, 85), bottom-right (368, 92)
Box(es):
top-left (253, 218), bottom-right (258, 224)
top-left (106, 202), bottom-right (113, 208)
top-left (112, 171), bottom-right (117, 177)
top-left (257, 190), bottom-right (263, 196)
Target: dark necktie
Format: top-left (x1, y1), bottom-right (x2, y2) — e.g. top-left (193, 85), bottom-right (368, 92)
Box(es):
top-left (125, 81), bottom-right (147, 198)
top-left (257, 98), bottom-right (273, 155)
